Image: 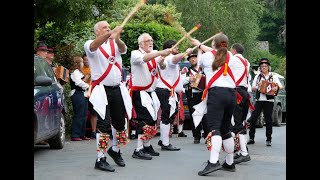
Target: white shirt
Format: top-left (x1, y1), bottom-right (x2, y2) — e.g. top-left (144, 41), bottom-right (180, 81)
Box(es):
top-left (84, 39), bottom-right (127, 86)
top-left (234, 54), bottom-right (250, 88)
top-left (252, 72), bottom-right (282, 102)
top-left (130, 48), bottom-right (161, 92)
top-left (69, 69), bottom-right (89, 96)
top-left (156, 54), bottom-right (184, 92)
top-left (199, 51), bottom-right (244, 88)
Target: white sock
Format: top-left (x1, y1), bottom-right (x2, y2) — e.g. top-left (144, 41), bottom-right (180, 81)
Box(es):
top-left (136, 134), bottom-right (144, 151)
top-left (96, 133), bottom-right (105, 161)
top-left (239, 134), bottom-right (248, 156)
top-left (143, 139), bottom-right (151, 147)
top-left (222, 137), bottom-right (234, 165)
top-left (178, 124), bottom-right (183, 133)
top-left (111, 126), bottom-right (119, 152)
top-left (160, 122), bottom-right (170, 146)
top-left (209, 135), bottom-right (222, 164)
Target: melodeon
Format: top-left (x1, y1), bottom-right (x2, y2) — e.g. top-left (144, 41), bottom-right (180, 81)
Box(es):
top-left (258, 80), bottom-right (278, 96)
top-left (190, 73), bottom-right (206, 91)
top-left (55, 66), bottom-right (69, 83)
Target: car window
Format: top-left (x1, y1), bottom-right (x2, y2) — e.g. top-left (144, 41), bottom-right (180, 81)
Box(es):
top-left (34, 56), bottom-right (58, 84)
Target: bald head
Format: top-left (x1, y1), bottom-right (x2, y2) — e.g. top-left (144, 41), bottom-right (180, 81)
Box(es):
top-left (94, 21), bottom-right (111, 36)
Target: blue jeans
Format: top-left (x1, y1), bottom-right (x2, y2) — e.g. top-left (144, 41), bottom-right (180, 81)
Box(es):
top-left (71, 90), bottom-right (88, 138)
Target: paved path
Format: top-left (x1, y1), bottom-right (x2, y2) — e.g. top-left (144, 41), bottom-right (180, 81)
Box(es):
top-left (34, 125), bottom-right (286, 180)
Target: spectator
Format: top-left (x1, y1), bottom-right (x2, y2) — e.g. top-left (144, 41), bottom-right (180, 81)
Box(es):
top-left (82, 53), bottom-right (98, 139)
top-left (69, 56), bottom-right (90, 141)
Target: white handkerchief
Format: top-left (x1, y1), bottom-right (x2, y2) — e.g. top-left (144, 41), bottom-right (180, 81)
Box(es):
top-left (168, 92), bottom-right (178, 117)
top-left (89, 84), bottom-right (108, 119)
top-left (119, 82), bottom-right (132, 120)
top-left (192, 95), bottom-right (207, 128)
top-left (140, 91), bottom-right (156, 120)
top-left (151, 92), bottom-right (160, 121)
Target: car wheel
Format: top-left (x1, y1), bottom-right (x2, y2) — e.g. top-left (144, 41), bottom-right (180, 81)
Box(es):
top-left (272, 105), bottom-right (282, 127)
top-left (255, 112), bottom-right (264, 128)
top-left (48, 113), bottom-right (66, 149)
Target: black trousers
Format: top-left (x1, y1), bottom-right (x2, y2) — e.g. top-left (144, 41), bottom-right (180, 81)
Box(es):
top-left (186, 90), bottom-right (204, 139)
top-left (96, 85), bottom-right (126, 133)
top-left (155, 88), bottom-right (178, 125)
top-left (249, 101), bottom-right (274, 141)
top-left (204, 87), bottom-right (236, 138)
top-left (232, 86), bottom-right (250, 134)
top-left (132, 91), bottom-right (156, 134)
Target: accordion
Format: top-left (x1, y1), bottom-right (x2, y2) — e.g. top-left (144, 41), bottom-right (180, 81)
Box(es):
top-left (190, 74), bottom-right (206, 91)
top-left (55, 66), bottom-right (69, 83)
top-left (258, 80), bottom-right (278, 96)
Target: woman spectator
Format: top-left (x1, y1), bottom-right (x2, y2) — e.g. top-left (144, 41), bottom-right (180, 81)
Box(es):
top-left (69, 56), bottom-right (90, 141)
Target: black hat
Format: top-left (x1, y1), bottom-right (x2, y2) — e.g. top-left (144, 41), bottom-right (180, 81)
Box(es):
top-left (258, 58), bottom-right (270, 66)
top-left (187, 54), bottom-right (197, 61)
top-left (47, 46), bottom-right (55, 53)
top-left (36, 41), bottom-right (48, 51)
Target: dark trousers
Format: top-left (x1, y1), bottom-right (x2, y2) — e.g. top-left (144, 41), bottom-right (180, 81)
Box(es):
top-left (204, 87), bottom-right (236, 137)
top-left (132, 91), bottom-right (156, 134)
top-left (232, 86), bottom-right (249, 134)
top-left (155, 88), bottom-right (178, 125)
top-left (96, 85), bottom-right (126, 133)
top-left (71, 90), bottom-right (88, 138)
top-left (249, 101), bottom-right (274, 141)
top-left (186, 91), bottom-right (204, 139)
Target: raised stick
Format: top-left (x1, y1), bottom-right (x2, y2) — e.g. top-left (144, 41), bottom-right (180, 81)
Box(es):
top-left (170, 24), bottom-right (201, 51)
top-left (182, 32), bottom-right (223, 57)
top-left (120, 0), bottom-right (147, 28)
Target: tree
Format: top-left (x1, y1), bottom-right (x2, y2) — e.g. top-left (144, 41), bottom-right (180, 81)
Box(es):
top-left (168, 0), bottom-right (264, 59)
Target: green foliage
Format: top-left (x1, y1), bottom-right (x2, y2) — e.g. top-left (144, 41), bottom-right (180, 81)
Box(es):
top-left (168, 0), bottom-right (264, 58)
top-left (63, 83), bottom-right (73, 135)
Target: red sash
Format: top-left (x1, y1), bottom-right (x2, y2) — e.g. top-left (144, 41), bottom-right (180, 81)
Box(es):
top-left (201, 50), bottom-right (236, 100)
top-left (90, 39), bottom-right (121, 93)
top-left (129, 59), bottom-right (158, 91)
top-left (159, 69), bottom-right (181, 97)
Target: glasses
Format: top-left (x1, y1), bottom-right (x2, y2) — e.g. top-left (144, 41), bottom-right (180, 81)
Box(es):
top-left (142, 39), bottom-right (154, 43)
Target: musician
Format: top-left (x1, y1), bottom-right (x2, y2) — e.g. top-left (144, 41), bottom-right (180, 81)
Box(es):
top-left (229, 43), bottom-right (251, 164)
top-left (84, 21), bottom-right (129, 172)
top-left (155, 39), bottom-right (192, 151)
top-left (248, 58), bottom-right (283, 146)
top-left (190, 34), bottom-right (244, 175)
top-left (183, 53), bottom-right (205, 144)
top-left (130, 33), bottom-right (171, 160)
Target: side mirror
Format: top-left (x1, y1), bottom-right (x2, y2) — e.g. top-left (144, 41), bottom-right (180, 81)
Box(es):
top-left (35, 76), bottom-right (52, 86)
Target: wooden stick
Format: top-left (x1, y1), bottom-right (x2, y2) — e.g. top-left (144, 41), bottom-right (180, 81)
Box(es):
top-left (182, 32), bottom-right (223, 58)
top-left (170, 24), bottom-right (201, 50)
top-left (120, 0), bottom-right (146, 28)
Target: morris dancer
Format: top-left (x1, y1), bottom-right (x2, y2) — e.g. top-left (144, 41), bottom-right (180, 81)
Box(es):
top-left (84, 20), bottom-right (131, 172)
top-left (190, 34), bottom-right (244, 175)
top-left (129, 33), bottom-right (171, 160)
top-left (229, 43), bottom-right (252, 163)
top-left (156, 39), bottom-right (193, 151)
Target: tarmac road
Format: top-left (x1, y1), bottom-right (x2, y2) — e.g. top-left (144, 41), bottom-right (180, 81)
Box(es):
top-left (34, 125), bottom-right (286, 180)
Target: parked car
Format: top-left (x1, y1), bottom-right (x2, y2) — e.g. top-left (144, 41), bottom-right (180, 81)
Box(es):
top-left (248, 66), bottom-right (286, 127)
top-left (34, 55), bottom-right (66, 149)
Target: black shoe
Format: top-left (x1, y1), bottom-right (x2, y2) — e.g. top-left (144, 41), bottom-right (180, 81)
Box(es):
top-left (234, 154), bottom-right (251, 164)
top-left (161, 144), bottom-right (181, 151)
top-left (198, 160), bottom-right (222, 176)
top-left (91, 132), bottom-right (96, 139)
top-left (247, 139), bottom-right (255, 144)
top-left (266, 141), bottom-right (272, 146)
top-left (94, 157), bottom-right (115, 172)
top-left (222, 162), bottom-right (236, 172)
top-left (107, 147), bottom-right (125, 167)
top-left (158, 140), bottom-right (163, 147)
top-left (144, 145), bottom-right (160, 156)
top-left (132, 149), bottom-right (152, 160)
top-left (194, 137), bottom-right (201, 144)
top-left (178, 131), bottom-right (187, 137)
